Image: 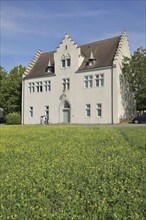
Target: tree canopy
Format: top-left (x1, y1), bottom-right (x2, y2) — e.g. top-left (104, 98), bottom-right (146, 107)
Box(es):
top-left (122, 47), bottom-right (146, 112)
top-left (0, 65), bottom-right (26, 116)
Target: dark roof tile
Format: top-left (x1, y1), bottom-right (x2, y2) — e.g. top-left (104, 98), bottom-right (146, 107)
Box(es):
top-left (79, 36), bottom-right (121, 71)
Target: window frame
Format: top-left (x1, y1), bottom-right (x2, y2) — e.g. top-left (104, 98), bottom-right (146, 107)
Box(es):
top-left (62, 78), bottom-right (70, 91)
top-left (95, 74), bottom-right (104, 87)
top-left (44, 80), bottom-right (51, 92)
top-left (85, 104), bottom-right (91, 117)
top-left (96, 103), bottom-right (102, 117)
top-left (36, 81), bottom-right (43, 93)
top-left (61, 54), bottom-right (71, 68)
top-left (28, 82), bottom-right (35, 93)
top-left (45, 105), bottom-right (49, 120)
top-left (29, 106), bottom-right (33, 118)
top-left (84, 75), bottom-right (93, 88)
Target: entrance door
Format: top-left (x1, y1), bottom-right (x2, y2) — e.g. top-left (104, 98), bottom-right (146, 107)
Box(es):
top-left (63, 101), bottom-right (70, 123)
top-left (63, 109), bottom-right (70, 123)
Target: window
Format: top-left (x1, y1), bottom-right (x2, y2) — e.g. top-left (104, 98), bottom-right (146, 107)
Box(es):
top-left (96, 103), bottom-right (102, 117)
top-left (86, 104), bottom-right (91, 117)
top-left (45, 106), bottom-right (49, 119)
top-left (64, 101), bottom-right (70, 108)
top-left (62, 78), bottom-right (70, 91)
top-left (44, 81), bottom-right (51, 92)
top-left (61, 59), bottom-right (66, 68)
top-left (36, 82), bottom-right (43, 92)
top-left (66, 58), bottom-right (71, 67)
top-left (61, 54), bottom-right (71, 68)
top-left (95, 74), bottom-right (104, 87)
top-left (28, 82), bottom-right (35, 93)
top-left (84, 75), bottom-right (93, 88)
top-left (29, 106), bottom-right (33, 118)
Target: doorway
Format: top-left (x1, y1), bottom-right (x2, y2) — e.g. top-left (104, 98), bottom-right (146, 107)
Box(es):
top-left (63, 101), bottom-right (70, 123)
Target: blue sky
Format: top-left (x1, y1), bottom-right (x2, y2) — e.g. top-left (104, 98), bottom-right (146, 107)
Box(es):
top-left (1, 0), bottom-right (145, 72)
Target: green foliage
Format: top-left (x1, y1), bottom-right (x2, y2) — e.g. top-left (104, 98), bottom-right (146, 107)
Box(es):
top-left (0, 66), bottom-right (7, 86)
top-left (0, 126), bottom-right (145, 219)
top-left (0, 65), bottom-right (26, 116)
top-left (122, 47), bottom-right (146, 111)
top-left (6, 112), bottom-right (21, 124)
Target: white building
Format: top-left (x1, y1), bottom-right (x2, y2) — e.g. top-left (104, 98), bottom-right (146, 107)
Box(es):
top-left (22, 31), bottom-right (135, 125)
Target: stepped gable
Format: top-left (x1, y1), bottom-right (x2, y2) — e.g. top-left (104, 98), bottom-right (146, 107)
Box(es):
top-left (23, 50), bottom-right (42, 78)
top-left (113, 31), bottom-right (130, 62)
top-left (56, 33), bottom-right (78, 51)
top-left (78, 35), bottom-right (121, 71)
top-left (24, 51), bottom-right (55, 78)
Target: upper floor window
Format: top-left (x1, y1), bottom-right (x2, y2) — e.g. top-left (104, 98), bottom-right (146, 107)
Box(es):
top-left (61, 54), bottom-right (71, 68)
top-left (66, 58), bottom-right (71, 67)
top-left (36, 82), bottom-right (43, 92)
top-left (28, 82), bottom-right (35, 93)
top-left (95, 74), bottom-right (104, 87)
top-left (44, 81), bottom-right (51, 92)
top-left (62, 78), bottom-right (70, 91)
top-left (84, 75), bottom-right (93, 88)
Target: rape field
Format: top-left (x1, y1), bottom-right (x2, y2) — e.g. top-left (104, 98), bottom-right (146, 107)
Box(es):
top-left (0, 126), bottom-right (146, 219)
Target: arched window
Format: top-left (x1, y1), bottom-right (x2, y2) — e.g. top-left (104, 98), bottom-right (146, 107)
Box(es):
top-left (64, 101), bottom-right (70, 109)
top-left (66, 54), bottom-right (71, 67)
top-left (61, 55), bottom-right (66, 68)
top-left (61, 54), bottom-right (71, 68)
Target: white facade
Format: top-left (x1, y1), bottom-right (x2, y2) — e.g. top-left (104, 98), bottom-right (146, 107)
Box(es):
top-left (22, 32), bottom-right (133, 125)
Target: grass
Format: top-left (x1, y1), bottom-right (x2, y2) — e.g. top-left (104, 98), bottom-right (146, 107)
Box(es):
top-left (0, 125), bottom-right (146, 219)
top-left (116, 126), bottom-right (146, 150)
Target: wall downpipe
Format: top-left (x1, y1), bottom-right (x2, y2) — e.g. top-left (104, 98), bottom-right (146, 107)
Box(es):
top-left (111, 66), bottom-right (114, 124)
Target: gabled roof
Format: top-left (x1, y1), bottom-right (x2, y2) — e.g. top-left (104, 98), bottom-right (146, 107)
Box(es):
top-left (79, 36), bottom-right (121, 71)
top-left (24, 35), bottom-right (121, 79)
top-left (25, 51), bottom-right (55, 78)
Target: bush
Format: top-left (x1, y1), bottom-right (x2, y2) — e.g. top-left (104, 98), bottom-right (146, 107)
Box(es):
top-left (6, 112), bottom-right (21, 124)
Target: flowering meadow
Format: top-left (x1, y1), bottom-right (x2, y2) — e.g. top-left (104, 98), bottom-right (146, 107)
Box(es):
top-left (0, 126), bottom-right (146, 219)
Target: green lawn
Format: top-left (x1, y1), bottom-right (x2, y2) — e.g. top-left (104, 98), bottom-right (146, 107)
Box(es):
top-left (116, 126), bottom-right (146, 150)
top-left (0, 126), bottom-right (146, 219)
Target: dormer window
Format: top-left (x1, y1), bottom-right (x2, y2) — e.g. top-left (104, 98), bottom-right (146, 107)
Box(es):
top-left (88, 51), bottom-right (96, 66)
top-left (46, 59), bottom-right (54, 73)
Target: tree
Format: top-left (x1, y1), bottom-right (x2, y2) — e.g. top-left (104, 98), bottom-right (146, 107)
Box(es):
top-left (122, 47), bottom-right (146, 112)
top-left (0, 65), bottom-right (26, 116)
top-left (0, 66), bottom-right (7, 87)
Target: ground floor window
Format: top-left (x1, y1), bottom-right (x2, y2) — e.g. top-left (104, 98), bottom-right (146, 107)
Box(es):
top-left (29, 106), bottom-right (33, 118)
top-left (96, 103), bottom-right (102, 117)
top-left (45, 106), bottom-right (49, 120)
top-left (85, 104), bottom-right (91, 117)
